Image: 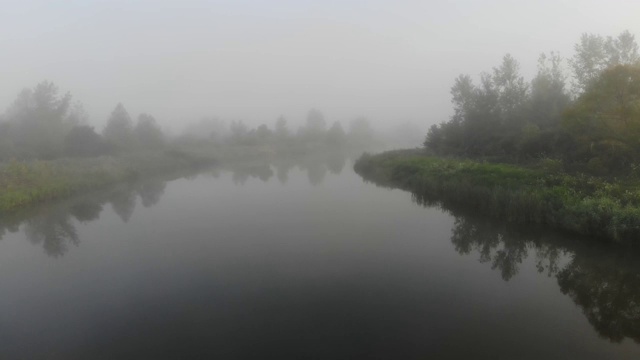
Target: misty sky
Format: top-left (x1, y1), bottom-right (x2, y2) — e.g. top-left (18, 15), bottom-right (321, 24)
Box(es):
top-left (1, 0), bottom-right (640, 132)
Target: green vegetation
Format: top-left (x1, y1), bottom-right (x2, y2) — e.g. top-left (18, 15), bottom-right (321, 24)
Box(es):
top-left (425, 30), bottom-right (640, 175)
top-left (0, 78), bottom-right (378, 212)
top-left (0, 151), bottom-right (214, 213)
top-left (355, 150), bottom-right (640, 243)
top-left (357, 30), bottom-right (640, 243)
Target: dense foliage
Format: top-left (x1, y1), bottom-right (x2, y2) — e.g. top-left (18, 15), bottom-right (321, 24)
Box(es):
top-left (0, 82), bottom-right (380, 164)
top-left (0, 82), bottom-right (380, 211)
top-left (355, 150), bottom-right (640, 243)
top-left (425, 30), bottom-right (640, 174)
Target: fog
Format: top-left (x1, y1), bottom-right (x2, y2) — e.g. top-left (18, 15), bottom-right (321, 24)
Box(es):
top-left (4, 3), bottom-right (640, 357)
top-left (2, 0), bottom-right (640, 134)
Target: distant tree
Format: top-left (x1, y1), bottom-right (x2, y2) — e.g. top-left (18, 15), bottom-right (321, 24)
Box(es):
top-left (4, 81), bottom-right (75, 159)
top-left (66, 102), bottom-right (90, 126)
top-left (255, 124), bottom-right (273, 144)
top-left (103, 103), bottom-right (133, 150)
top-left (304, 108), bottom-right (327, 135)
top-left (64, 125), bottom-right (110, 157)
top-left (325, 121), bottom-right (347, 147)
top-left (348, 117), bottom-right (375, 148)
top-left (182, 117), bottom-right (227, 140)
top-left (0, 122), bottom-right (15, 159)
top-left (229, 120), bottom-right (249, 144)
top-left (274, 116), bottom-right (289, 139)
top-left (134, 113), bottom-right (165, 150)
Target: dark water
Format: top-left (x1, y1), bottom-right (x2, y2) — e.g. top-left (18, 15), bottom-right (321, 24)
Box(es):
top-left (1, 158), bottom-right (640, 359)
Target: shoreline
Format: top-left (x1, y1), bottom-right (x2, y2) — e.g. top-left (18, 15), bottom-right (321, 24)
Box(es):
top-left (0, 149), bottom-right (216, 214)
top-left (354, 149), bottom-right (640, 243)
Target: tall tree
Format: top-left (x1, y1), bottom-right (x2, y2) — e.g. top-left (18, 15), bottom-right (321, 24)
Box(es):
top-left (134, 113), bottom-right (165, 150)
top-left (103, 103), bottom-right (133, 150)
top-left (493, 54), bottom-right (529, 126)
top-left (571, 33), bottom-right (608, 94)
top-left (4, 81), bottom-right (74, 159)
top-left (274, 116), bottom-right (289, 139)
top-left (563, 64), bottom-right (640, 169)
top-left (64, 125), bottom-right (109, 157)
top-left (529, 52), bottom-right (571, 128)
top-left (326, 121), bottom-right (347, 147)
top-left (571, 31), bottom-right (640, 94)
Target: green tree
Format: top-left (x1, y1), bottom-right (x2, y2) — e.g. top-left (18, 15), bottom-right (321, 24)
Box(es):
top-left (326, 121), bottom-right (347, 147)
top-left (529, 52), bottom-right (571, 129)
top-left (571, 30), bottom-right (640, 94)
top-left (4, 81), bottom-right (75, 159)
top-left (493, 54), bottom-right (529, 126)
top-left (64, 125), bottom-right (110, 157)
top-left (134, 113), bottom-right (165, 150)
top-left (103, 103), bottom-right (133, 150)
top-left (563, 64), bottom-right (640, 170)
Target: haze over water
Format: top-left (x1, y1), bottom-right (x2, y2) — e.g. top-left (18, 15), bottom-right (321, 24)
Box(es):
top-left (1, 162), bottom-right (639, 359)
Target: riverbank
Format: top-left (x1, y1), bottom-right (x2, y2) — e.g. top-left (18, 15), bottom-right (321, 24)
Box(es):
top-left (354, 150), bottom-right (640, 243)
top-left (0, 149), bottom-right (216, 213)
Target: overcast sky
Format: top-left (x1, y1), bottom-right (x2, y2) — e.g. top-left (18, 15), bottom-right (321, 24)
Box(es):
top-left (1, 0), bottom-right (640, 132)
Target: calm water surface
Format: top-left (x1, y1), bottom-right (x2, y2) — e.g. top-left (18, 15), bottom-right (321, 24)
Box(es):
top-left (1, 159), bottom-right (639, 359)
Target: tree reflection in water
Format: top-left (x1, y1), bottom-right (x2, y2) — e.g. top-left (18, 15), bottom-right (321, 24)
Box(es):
top-left (24, 210), bottom-right (79, 258)
top-left (226, 150), bottom-right (348, 187)
top-left (0, 150), bottom-right (353, 257)
top-left (414, 185), bottom-right (640, 344)
top-left (358, 166), bottom-right (640, 344)
top-left (0, 175), bottom-right (168, 257)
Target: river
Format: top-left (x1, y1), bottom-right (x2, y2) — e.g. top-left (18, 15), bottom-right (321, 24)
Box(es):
top-left (1, 156), bottom-right (639, 359)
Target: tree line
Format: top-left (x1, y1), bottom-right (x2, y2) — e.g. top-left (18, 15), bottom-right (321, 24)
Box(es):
top-left (0, 82), bottom-right (165, 160)
top-left (425, 30), bottom-right (640, 174)
top-left (176, 108), bottom-right (378, 156)
top-left (0, 81), bottom-right (379, 161)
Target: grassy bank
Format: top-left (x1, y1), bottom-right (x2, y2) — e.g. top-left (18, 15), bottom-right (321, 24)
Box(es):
top-left (354, 150), bottom-right (640, 243)
top-left (0, 149), bottom-right (215, 213)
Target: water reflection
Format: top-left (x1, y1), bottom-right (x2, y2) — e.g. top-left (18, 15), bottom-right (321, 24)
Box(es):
top-left (0, 151), bottom-right (353, 257)
top-left (362, 173), bottom-right (640, 344)
top-left (24, 210), bottom-right (79, 258)
top-left (223, 150), bottom-right (349, 186)
top-left (558, 248), bottom-right (640, 343)
top-left (0, 175), bottom-right (168, 257)
top-left (229, 163), bottom-right (274, 185)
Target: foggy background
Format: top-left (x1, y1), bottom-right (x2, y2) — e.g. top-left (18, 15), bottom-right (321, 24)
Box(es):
top-left (2, 0), bottom-right (640, 135)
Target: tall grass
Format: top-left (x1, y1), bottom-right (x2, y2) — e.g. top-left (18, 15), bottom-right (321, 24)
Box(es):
top-left (354, 150), bottom-right (640, 243)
